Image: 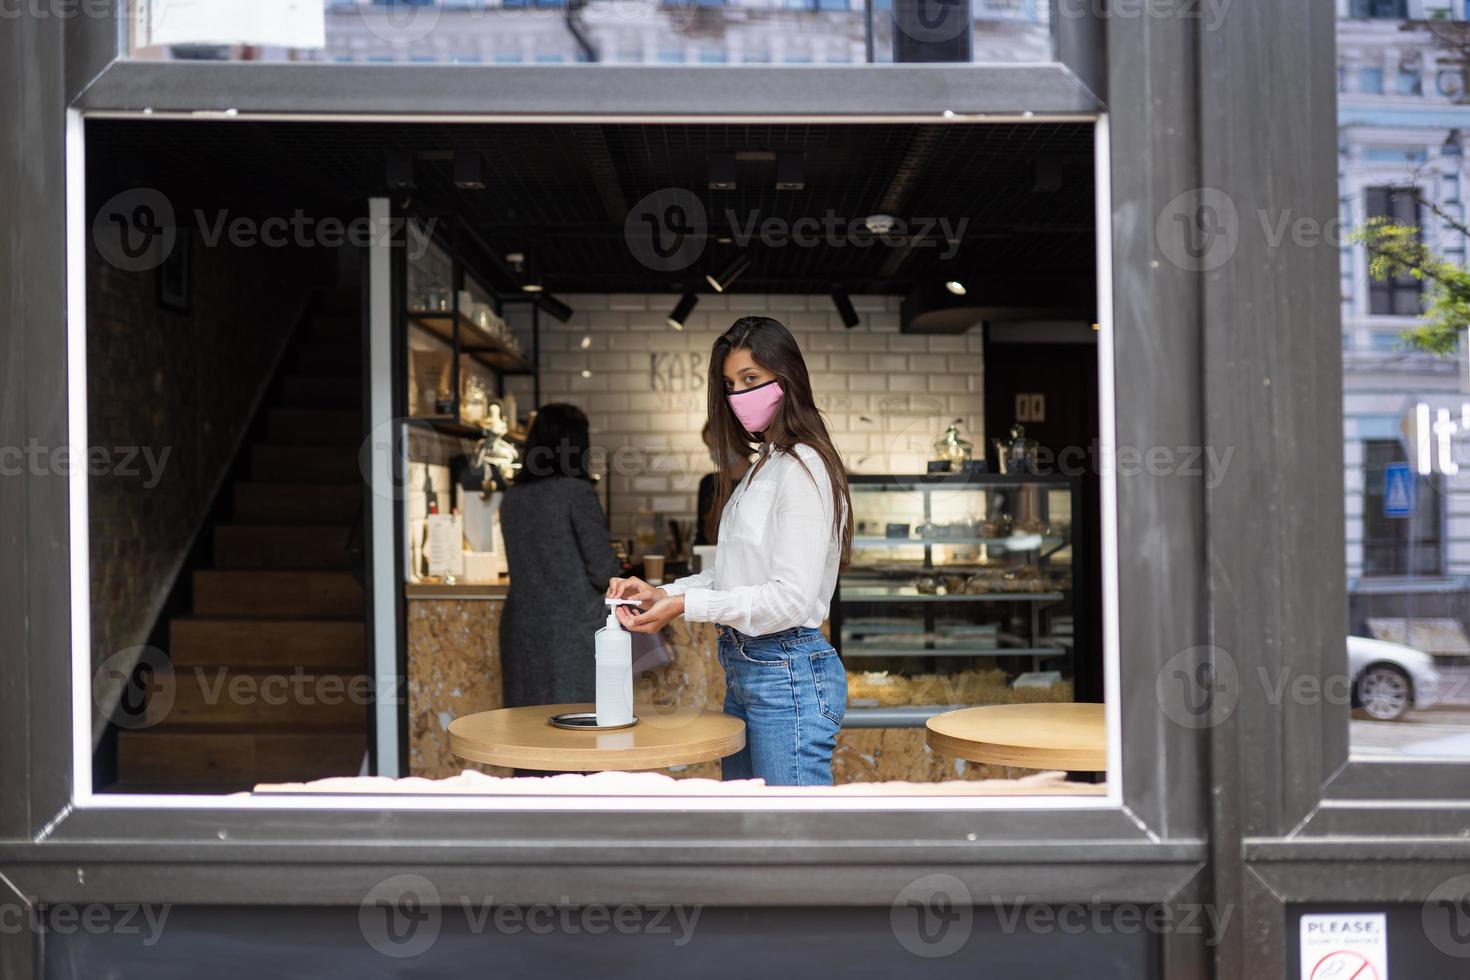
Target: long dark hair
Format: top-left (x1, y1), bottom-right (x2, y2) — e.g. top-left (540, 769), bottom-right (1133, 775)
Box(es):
top-left (516, 403), bottom-right (595, 484)
top-left (708, 316), bottom-right (853, 566)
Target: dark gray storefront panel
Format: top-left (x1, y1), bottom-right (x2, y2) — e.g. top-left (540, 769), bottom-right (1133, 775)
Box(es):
top-left (39, 904), bottom-right (1161, 980)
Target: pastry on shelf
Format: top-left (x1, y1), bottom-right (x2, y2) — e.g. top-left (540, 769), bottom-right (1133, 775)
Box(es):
top-left (845, 670), bottom-right (911, 706)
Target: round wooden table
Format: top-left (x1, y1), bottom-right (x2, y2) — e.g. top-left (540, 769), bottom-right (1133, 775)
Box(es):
top-left (925, 702), bottom-right (1107, 772)
top-left (448, 703), bottom-right (746, 772)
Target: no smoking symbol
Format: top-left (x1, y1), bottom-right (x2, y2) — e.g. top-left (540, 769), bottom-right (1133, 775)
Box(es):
top-left (1308, 950), bottom-right (1379, 980)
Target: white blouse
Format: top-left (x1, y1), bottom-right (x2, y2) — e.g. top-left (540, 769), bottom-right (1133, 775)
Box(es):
top-left (663, 442), bottom-right (842, 636)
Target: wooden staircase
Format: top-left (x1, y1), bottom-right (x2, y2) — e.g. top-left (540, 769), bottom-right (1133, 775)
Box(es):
top-left (115, 300), bottom-right (372, 792)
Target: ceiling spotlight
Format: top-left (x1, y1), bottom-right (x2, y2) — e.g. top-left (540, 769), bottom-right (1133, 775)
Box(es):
top-left (580, 335), bottom-right (592, 349)
top-left (581, 369), bottom-right (592, 379)
top-left (453, 148), bottom-right (486, 190)
top-left (385, 150), bottom-right (416, 190)
top-left (707, 152), bottom-right (738, 190)
top-left (706, 254), bottom-right (751, 294)
top-left (536, 293), bottom-right (574, 323)
top-left (831, 287), bottom-right (860, 329)
top-left (521, 275), bottom-right (544, 294)
top-left (776, 152), bottom-right (805, 191)
top-left (864, 214), bottom-right (896, 236)
top-left (667, 292), bottom-right (699, 331)
top-left (944, 280), bottom-right (967, 296)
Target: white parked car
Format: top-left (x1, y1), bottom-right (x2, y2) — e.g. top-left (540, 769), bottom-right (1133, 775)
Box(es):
top-left (1348, 635), bottom-right (1443, 722)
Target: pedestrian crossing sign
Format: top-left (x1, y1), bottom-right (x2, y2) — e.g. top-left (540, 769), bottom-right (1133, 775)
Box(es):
top-left (1384, 462), bottom-right (1414, 518)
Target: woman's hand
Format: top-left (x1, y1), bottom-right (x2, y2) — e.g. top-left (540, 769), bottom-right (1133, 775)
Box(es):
top-left (616, 595), bottom-right (685, 633)
top-left (606, 576), bottom-right (666, 609)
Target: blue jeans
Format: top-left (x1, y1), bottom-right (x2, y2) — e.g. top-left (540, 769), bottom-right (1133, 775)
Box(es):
top-left (716, 625), bottom-right (846, 786)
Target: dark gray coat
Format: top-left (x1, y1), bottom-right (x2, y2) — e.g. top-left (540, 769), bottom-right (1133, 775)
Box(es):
top-left (498, 476), bottom-right (621, 707)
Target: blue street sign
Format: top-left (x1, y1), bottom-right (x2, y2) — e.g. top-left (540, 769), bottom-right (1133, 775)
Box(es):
top-left (1384, 462), bottom-right (1414, 518)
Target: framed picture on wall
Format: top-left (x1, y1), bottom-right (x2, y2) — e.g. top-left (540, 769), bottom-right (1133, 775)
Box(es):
top-left (156, 227), bottom-right (190, 314)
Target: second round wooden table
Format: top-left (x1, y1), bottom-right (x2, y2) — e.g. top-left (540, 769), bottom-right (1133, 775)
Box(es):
top-left (448, 703), bottom-right (745, 772)
top-left (925, 702), bottom-right (1107, 772)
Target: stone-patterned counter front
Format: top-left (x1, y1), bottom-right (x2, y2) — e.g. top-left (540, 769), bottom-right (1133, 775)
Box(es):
top-left (407, 595), bottom-right (1065, 783)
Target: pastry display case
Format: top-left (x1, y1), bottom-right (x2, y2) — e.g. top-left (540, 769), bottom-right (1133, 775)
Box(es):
top-left (837, 473), bottom-right (1082, 727)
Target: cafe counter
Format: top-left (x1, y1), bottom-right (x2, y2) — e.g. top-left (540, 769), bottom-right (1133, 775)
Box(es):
top-left (406, 585), bottom-right (1055, 783)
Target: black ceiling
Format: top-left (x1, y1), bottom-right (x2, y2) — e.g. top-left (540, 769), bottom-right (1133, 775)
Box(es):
top-left (87, 118), bottom-right (1095, 296)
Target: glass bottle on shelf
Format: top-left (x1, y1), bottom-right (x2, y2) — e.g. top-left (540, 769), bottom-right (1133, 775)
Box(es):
top-left (932, 418), bottom-right (974, 472)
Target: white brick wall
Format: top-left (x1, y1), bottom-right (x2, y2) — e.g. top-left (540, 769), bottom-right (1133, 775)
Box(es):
top-left (508, 293), bottom-right (984, 542)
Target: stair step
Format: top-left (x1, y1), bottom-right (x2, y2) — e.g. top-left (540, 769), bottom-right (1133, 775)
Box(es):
top-left (143, 669), bottom-right (370, 729)
top-left (251, 443), bottom-right (361, 484)
top-left (234, 483), bottom-right (361, 525)
top-left (116, 730), bottom-right (366, 787)
top-left (171, 617), bottom-right (365, 668)
top-left (295, 343), bottom-right (361, 375)
top-left (268, 409), bottom-right (363, 446)
top-left (215, 524), bottom-right (354, 570)
top-left (307, 314), bottom-right (361, 345)
top-left (279, 374), bottom-right (362, 411)
top-left (193, 570), bottom-right (364, 618)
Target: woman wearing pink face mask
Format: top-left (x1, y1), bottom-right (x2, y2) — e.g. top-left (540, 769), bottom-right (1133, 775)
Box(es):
top-left (607, 316), bottom-right (853, 785)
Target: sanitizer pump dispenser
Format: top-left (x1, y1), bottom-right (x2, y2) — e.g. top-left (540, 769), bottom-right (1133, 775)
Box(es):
top-left (595, 601), bottom-right (634, 727)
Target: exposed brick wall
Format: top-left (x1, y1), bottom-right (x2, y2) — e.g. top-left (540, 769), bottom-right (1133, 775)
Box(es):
top-left (87, 233), bottom-right (333, 711)
top-left (508, 292), bottom-right (983, 543)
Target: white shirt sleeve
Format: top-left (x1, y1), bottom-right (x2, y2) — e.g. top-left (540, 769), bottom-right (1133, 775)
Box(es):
top-left (681, 452), bottom-right (834, 635)
top-left (660, 568), bottom-right (713, 597)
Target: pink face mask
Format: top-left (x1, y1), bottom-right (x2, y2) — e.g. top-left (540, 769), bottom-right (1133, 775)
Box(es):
top-left (727, 379), bottom-right (784, 434)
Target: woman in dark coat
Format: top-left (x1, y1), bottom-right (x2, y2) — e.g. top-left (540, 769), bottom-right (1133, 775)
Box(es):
top-left (498, 404), bottom-right (621, 708)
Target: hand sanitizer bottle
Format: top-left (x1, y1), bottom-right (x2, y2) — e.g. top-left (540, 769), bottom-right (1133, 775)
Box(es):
top-left (595, 601), bottom-right (634, 727)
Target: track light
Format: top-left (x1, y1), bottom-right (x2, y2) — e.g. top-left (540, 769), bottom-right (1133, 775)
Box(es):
top-left (830, 287), bottom-right (860, 329)
top-left (454, 149), bottom-right (486, 189)
top-left (536, 293), bottom-right (573, 323)
top-left (776, 152), bottom-right (805, 191)
top-left (706, 254), bottom-right (751, 293)
top-left (707, 153), bottom-right (737, 190)
top-left (945, 280), bottom-right (967, 296)
top-left (667, 292), bottom-right (699, 331)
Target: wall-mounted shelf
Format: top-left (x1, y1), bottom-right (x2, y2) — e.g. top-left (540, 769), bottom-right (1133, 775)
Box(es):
top-left (408, 310), bottom-right (533, 375)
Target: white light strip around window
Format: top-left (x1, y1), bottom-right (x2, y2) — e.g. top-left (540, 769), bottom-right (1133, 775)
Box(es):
top-left (1094, 114), bottom-right (1124, 806)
